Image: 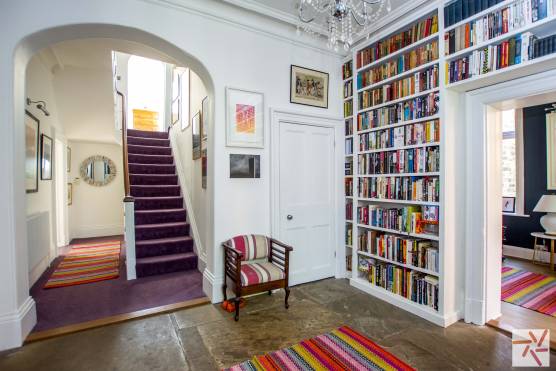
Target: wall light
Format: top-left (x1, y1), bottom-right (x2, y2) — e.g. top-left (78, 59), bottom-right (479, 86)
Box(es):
top-left (26, 97), bottom-right (50, 117)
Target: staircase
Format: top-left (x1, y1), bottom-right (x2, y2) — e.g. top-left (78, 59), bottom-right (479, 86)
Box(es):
top-left (126, 128), bottom-right (197, 277)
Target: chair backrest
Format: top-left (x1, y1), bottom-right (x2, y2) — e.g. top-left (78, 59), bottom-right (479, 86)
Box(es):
top-left (227, 235), bottom-right (270, 261)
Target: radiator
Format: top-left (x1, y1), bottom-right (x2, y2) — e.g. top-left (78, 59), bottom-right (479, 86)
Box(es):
top-left (27, 211), bottom-right (51, 276)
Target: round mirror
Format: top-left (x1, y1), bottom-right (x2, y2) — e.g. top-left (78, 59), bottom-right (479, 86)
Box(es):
top-left (79, 155), bottom-right (117, 186)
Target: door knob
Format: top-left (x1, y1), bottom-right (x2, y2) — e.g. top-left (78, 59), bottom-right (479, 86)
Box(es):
top-left (287, 215), bottom-right (293, 220)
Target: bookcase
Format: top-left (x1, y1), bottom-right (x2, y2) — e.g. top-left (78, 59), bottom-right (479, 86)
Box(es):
top-left (341, 0), bottom-right (556, 327)
top-left (343, 58), bottom-right (354, 277)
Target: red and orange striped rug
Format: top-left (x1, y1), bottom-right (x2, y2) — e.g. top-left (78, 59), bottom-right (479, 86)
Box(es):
top-left (502, 266), bottom-right (556, 317)
top-left (44, 241), bottom-right (121, 289)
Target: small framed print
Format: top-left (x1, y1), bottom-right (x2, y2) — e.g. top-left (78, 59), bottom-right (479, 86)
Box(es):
top-left (67, 183), bottom-right (73, 206)
top-left (230, 154), bottom-right (260, 179)
top-left (40, 134), bottom-right (53, 180)
top-left (25, 111), bottom-right (40, 193)
top-left (192, 112), bottom-right (201, 160)
top-left (503, 197), bottom-right (516, 213)
top-left (201, 149), bottom-right (207, 189)
top-left (67, 146), bottom-right (71, 173)
top-left (290, 65), bottom-right (329, 109)
top-left (226, 87), bottom-right (264, 148)
top-left (201, 96), bottom-right (209, 152)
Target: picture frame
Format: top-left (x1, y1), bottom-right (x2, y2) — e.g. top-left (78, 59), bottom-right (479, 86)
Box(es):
top-left (180, 69), bottom-right (190, 131)
top-left (290, 65), bottom-right (329, 109)
top-left (201, 96), bottom-right (209, 152)
top-left (225, 87), bottom-right (264, 148)
top-left (192, 112), bottom-right (201, 160)
top-left (67, 146), bottom-right (71, 173)
top-left (547, 111), bottom-right (556, 190)
top-left (25, 110), bottom-right (40, 193)
top-left (502, 196), bottom-right (516, 213)
top-left (201, 149), bottom-right (207, 189)
top-left (230, 154), bottom-right (260, 179)
top-left (67, 183), bottom-right (72, 206)
top-left (40, 134), bottom-right (53, 180)
top-left (171, 69), bottom-right (182, 126)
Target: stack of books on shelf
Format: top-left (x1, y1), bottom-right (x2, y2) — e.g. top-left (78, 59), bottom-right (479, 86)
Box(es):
top-left (346, 255), bottom-right (352, 271)
top-left (344, 100), bottom-right (353, 118)
top-left (359, 66), bottom-right (439, 110)
top-left (345, 159), bottom-right (353, 176)
top-left (444, 0), bottom-right (505, 27)
top-left (357, 40), bottom-right (439, 89)
top-left (346, 225), bottom-right (353, 246)
top-left (357, 205), bottom-right (439, 234)
top-left (358, 147), bottom-right (440, 174)
top-left (358, 92), bottom-right (439, 131)
top-left (345, 178), bottom-right (354, 196)
top-left (346, 202), bottom-right (353, 222)
top-left (359, 119), bottom-right (440, 151)
top-left (358, 257), bottom-right (439, 310)
top-left (343, 60), bottom-right (353, 80)
top-left (346, 138), bottom-right (354, 155)
top-left (345, 118), bottom-right (354, 136)
top-left (344, 79), bottom-right (353, 99)
top-left (356, 14), bottom-right (439, 68)
top-left (358, 176), bottom-right (440, 203)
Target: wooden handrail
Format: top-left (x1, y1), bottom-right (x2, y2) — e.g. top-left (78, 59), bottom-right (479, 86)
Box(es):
top-left (116, 90), bottom-right (132, 201)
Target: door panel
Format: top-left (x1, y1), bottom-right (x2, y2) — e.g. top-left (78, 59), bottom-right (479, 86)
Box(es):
top-left (279, 121), bottom-right (335, 286)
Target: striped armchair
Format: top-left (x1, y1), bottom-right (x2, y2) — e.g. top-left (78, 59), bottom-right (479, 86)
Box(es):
top-left (222, 235), bottom-right (293, 321)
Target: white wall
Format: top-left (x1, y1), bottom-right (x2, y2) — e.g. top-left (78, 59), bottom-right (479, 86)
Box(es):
top-left (25, 57), bottom-right (65, 286)
top-left (0, 0), bottom-right (343, 349)
top-left (67, 141), bottom-right (124, 239)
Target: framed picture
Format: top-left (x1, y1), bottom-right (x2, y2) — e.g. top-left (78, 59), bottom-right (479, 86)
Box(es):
top-left (192, 112), bottom-right (201, 160)
top-left (230, 154), bottom-right (260, 178)
top-left (201, 96), bottom-right (209, 151)
top-left (67, 183), bottom-right (72, 206)
top-left (226, 87), bottom-right (264, 148)
top-left (67, 146), bottom-right (71, 173)
top-left (40, 134), bottom-right (53, 180)
top-left (503, 197), bottom-right (516, 213)
top-left (547, 111), bottom-right (556, 189)
top-left (290, 65), bottom-right (329, 108)
top-left (25, 110), bottom-right (40, 193)
top-left (171, 69), bottom-right (182, 126)
top-left (201, 149), bottom-right (207, 189)
top-left (181, 69), bottom-right (190, 131)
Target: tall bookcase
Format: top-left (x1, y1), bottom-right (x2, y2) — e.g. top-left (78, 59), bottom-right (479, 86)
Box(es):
top-left (342, 0), bottom-right (556, 327)
top-left (343, 58), bottom-right (354, 278)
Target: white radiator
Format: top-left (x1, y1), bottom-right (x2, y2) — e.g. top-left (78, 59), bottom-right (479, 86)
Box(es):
top-left (27, 211), bottom-right (51, 285)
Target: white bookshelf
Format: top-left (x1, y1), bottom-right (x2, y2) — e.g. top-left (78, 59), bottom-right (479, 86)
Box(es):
top-left (343, 57), bottom-right (355, 279)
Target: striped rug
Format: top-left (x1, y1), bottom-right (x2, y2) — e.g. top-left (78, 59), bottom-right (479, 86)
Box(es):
top-left (224, 326), bottom-right (415, 371)
top-left (44, 241), bottom-right (121, 289)
top-left (502, 266), bottom-right (556, 317)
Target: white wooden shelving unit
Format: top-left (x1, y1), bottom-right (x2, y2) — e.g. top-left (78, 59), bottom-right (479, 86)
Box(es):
top-left (343, 57), bottom-right (355, 279)
top-left (341, 0), bottom-right (556, 327)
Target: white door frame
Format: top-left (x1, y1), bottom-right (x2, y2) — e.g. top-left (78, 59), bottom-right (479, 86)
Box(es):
top-left (464, 69), bottom-right (556, 325)
top-left (270, 108), bottom-right (344, 279)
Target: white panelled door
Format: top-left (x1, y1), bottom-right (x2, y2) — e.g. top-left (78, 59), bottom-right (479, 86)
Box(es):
top-left (278, 121), bottom-right (335, 286)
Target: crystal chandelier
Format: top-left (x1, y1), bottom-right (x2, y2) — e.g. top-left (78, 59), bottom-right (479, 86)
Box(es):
top-left (298, 0), bottom-right (391, 51)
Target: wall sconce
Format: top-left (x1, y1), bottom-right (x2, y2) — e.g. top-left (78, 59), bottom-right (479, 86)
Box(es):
top-left (26, 97), bottom-right (50, 117)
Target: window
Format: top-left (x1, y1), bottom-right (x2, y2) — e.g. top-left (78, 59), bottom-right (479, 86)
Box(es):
top-left (501, 109), bottom-right (525, 215)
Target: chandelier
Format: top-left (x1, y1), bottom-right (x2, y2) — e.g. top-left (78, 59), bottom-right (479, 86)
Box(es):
top-left (298, 0), bottom-right (391, 51)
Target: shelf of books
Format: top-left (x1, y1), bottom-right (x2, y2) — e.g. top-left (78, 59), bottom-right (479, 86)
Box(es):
top-left (348, 8), bottom-right (447, 326)
top-left (344, 58), bottom-right (354, 279)
top-left (443, 0), bottom-right (556, 90)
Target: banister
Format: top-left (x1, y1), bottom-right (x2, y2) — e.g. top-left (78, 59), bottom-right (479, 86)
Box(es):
top-left (116, 90), bottom-right (132, 201)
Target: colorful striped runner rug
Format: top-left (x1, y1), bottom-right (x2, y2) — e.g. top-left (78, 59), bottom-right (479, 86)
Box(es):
top-left (502, 266), bottom-right (556, 317)
top-left (223, 326), bottom-right (415, 371)
top-left (44, 241), bottom-right (121, 289)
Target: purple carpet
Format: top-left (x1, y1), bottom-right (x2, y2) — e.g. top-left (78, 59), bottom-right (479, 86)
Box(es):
top-left (30, 235), bottom-right (205, 332)
top-left (127, 128), bottom-right (198, 277)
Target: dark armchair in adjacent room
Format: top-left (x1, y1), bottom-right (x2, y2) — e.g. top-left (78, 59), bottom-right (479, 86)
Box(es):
top-left (222, 235), bottom-right (293, 321)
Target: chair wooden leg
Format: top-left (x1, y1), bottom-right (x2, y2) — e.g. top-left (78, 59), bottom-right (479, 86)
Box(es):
top-left (234, 297), bottom-right (241, 321)
top-left (268, 290), bottom-right (272, 295)
top-left (222, 280), bottom-right (228, 302)
top-left (285, 287), bottom-right (290, 309)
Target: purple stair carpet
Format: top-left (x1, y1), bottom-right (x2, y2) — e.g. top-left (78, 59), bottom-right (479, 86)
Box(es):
top-left (127, 128), bottom-right (197, 278)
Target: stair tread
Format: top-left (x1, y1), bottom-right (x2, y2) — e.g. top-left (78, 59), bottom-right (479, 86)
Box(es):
top-left (135, 208), bottom-right (185, 213)
top-left (128, 154), bottom-right (173, 158)
top-left (136, 236), bottom-right (193, 246)
top-left (134, 196), bottom-right (182, 200)
top-left (135, 221), bottom-right (188, 229)
top-left (129, 173), bottom-right (176, 177)
top-left (136, 252), bottom-right (196, 264)
top-left (128, 144), bottom-right (171, 149)
top-left (131, 184), bottom-right (180, 188)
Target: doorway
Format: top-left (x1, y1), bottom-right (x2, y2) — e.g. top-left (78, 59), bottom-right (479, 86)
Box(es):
top-left (271, 110), bottom-right (342, 286)
top-left (54, 138), bottom-right (67, 249)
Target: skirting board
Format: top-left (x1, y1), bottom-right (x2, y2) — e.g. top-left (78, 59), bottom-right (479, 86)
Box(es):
top-left (503, 244), bottom-right (551, 263)
top-left (0, 296), bottom-right (36, 351)
top-left (203, 268), bottom-right (224, 303)
top-left (71, 225), bottom-right (124, 239)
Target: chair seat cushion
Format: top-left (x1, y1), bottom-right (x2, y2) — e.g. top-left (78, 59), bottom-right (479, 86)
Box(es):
top-left (240, 262), bottom-right (285, 286)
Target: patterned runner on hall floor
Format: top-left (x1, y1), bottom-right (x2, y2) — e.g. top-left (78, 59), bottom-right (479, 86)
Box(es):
top-left (44, 241), bottom-right (121, 288)
top-left (502, 266), bottom-right (556, 317)
top-left (224, 326), bottom-right (415, 371)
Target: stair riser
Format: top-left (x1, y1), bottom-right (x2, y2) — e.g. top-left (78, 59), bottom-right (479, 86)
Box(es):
top-left (130, 175), bottom-right (178, 186)
top-left (127, 129), bottom-right (168, 139)
top-left (136, 240), bottom-right (194, 258)
top-left (135, 210), bottom-right (187, 225)
top-left (129, 164), bottom-right (175, 175)
top-left (128, 136), bottom-right (170, 147)
top-left (128, 154), bottom-right (173, 165)
top-left (136, 255), bottom-right (198, 277)
top-left (128, 145), bottom-right (171, 156)
top-left (135, 198), bottom-right (183, 210)
top-left (136, 224), bottom-right (190, 241)
top-left (131, 186), bottom-right (181, 197)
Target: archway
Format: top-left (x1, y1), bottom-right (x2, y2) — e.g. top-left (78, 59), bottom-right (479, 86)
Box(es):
top-left (1, 23), bottom-right (216, 349)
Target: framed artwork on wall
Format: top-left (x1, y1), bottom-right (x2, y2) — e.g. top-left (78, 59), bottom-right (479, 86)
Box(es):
top-left (202, 149), bottom-right (207, 189)
top-left (503, 197), bottom-right (516, 213)
top-left (225, 87), bottom-right (264, 148)
top-left (40, 134), bottom-right (53, 180)
top-left (201, 96), bottom-right (209, 151)
top-left (25, 110), bottom-right (40, 193)
top-left (67, 183), bottom-right (72, 206)
top-left (547, 111), bottom-right (556, 190)
top-left (67, 146), bottom-right (71, 173)
top-left (290, 65), bottom-right (329, 109)
top-left (230, 154), bottom-right (260, 179)
top-left (192, 111), bottom-right (201, 160)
